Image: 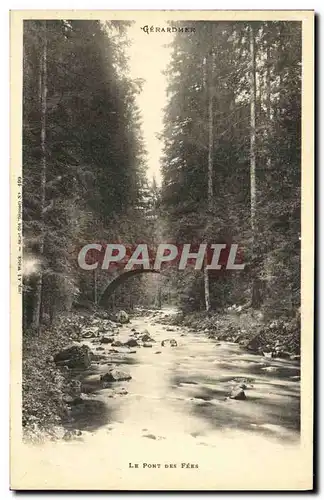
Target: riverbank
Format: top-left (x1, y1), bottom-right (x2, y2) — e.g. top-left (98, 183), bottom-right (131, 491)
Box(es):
top-left (155, 307), bottom-right (300, 360)
top-left (23, 309), bottom-right (157, 441)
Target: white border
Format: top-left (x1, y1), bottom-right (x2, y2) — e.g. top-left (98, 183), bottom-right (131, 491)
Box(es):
top-left (3, 1), bottom-right (319, 498)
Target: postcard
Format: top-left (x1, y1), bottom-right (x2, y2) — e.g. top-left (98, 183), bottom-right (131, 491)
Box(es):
top-left (10, 9), bottom-right (314, 490)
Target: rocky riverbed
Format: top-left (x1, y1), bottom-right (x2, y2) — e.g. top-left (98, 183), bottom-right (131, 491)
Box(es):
top-left (20, 307), bottom-right (304, 490)
top-left (49, 307), bottom-right (300, 445)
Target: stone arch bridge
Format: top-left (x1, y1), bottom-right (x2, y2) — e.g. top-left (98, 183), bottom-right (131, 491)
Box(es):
top-left (98, 268), bottom-right (160, 307)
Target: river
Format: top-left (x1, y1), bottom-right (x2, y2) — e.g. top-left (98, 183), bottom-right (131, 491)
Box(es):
top-left (19, 308), bottom-right (306, 490)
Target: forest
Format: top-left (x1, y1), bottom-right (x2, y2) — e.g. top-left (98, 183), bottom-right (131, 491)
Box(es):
top-left (21, 20), bottom-right (301, 436)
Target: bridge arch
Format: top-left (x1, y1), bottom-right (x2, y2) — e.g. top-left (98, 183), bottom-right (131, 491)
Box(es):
top-left (99, 268), bottom-right (160, 306)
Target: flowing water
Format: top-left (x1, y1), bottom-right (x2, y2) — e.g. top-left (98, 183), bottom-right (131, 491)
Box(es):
top-left (76, 309), bottom-right (300, 444)
top-left (20, 309), bottom-right (304, 490)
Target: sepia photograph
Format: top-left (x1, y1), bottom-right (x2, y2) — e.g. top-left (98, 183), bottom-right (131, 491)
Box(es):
top-left (10, 10), bottom-right (314, 490)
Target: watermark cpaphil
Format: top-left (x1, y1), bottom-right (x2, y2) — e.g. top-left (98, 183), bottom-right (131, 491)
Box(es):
top-left (77, 243), bottom-right (245, 272)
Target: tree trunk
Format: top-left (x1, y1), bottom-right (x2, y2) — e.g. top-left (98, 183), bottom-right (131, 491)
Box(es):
top-left (207, 51), bottom-right (214, 211)
top-left (32, 22), bottom-right (47, 330)
top-left (203, 262), bottom-right (211, 313)
top-left (249, 24), bottom-right (260, 308)
top-left (157, 285), bottom-right (162, 309)
top-left (203, 48), bottom-right (214, 313)
top-left (266, 36), bottom-right (271, 122)
top-left (93, 268), bottom-right (98, 305)
top-left (250, 25), bottom-right (256, 236)
top-left (266, 27), bottom-right (272, 169)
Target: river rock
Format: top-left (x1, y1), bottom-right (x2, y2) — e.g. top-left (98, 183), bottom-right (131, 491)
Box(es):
top-left (63, 379), bottom-right (82, 403)
top-left (91, 353), bottom-right (105, 361)
top-left (124, 338), bottom-right (139, 347)
top-left (230, 388), bottom-right (246, 400)
top-left (94, 310), bottom-right (111, 320)
top-left (69, 396), bottom-right (84, 405)
top-left (62, 394), bottom-right (75, 404)
top-left (81, 373), bottom-right (102, 390)
top-left (143, 343), bottom-right (153, 348)
top-left (161, 339), bottom-right (177, 347)
top-left (116, 310), bottom-right (129, 324)
top-left (141, 333), bottom-right (155, 343)
top-left (100, 369), bottom-right (132, 383)
top-left (111, 340), bottom-right (124, 347)
top-left (246, 334), bottom-right (262, 352)
top-left (100, 336), bottom-right (114, 344)
top-left (63, 428), bottom-right (83, 441)
top-left (81, 326), bottom-right (100, 338)
top-left (262, 366), bottom-right (278, 373)
top-left (116, 387), bottom-right (128, 395)
top-left (275, 350), bottom-right (291, 359)
top-left (54, 344), bottom-right (92, 369)
top-left (143, 433), bottom-right (157, 440)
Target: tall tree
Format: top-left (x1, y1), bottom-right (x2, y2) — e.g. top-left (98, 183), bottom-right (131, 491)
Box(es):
top-left (160, 20), bottom-right (301, 317)
top-left (203, 43), bottom-right (215, 313)
top-left (249, 23), bottom-right (260, 308)
top-left (23, 20), bottom-right (151, 328)
top-left (32, 21), bottom-right (47, 330)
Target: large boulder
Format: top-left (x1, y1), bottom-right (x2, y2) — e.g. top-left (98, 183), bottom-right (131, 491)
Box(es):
top-left (246, 334), bottom-right (262, 352)
top-left (124, 338), bottom-right (139, 347)
top-left (116, 310), bottom-right (129, 324)
top-left (100, 336), bottom-right (114, 344)
top-left (111, 340), bottom-right (124, 347)
top-left (141, 333), bottom-right (155, 343)
top-left (100, 369), bottom-right (132, 383)
top-left (54, 344), bottom-right (92, 369)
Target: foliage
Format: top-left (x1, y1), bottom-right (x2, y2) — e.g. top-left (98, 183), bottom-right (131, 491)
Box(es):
top-left (23, 20), bottom-right (152, 326)
top-left (160, 21), bottom-right (301, 317)
top-left (22, 327), bottom-right (69, 430)
top-left (22, 20), bottom-right (155, 432)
